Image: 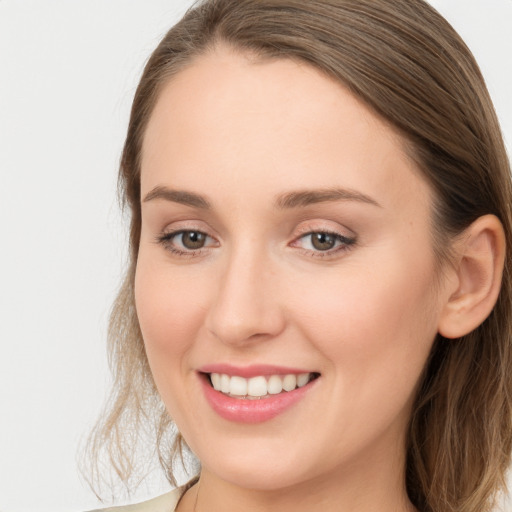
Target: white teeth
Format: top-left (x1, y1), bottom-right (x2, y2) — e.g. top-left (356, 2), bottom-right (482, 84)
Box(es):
top-left (209, 372), bottom-right (316, 397)
top-left (282, 374), bottom-right (297, 392)
top-left (297, 373), bottom-right (310, 388)
top-left (248, 376), bottom-right (267, 397)
top-left (211, 373), bottom-right (221, 391)
top-left (230, 376), bottom-right (248, 396)
top-left (267, 375), bottom-right (283, 395)
top-left (220, 374), bottom-right (230, 393)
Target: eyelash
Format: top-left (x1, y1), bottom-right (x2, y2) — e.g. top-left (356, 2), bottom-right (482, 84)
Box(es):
top-left (155, 229), bottom-right (357, 259)
top-left (292, 230), bottom-right (357, 258)
top-left (155, 230), bottom-right (217, 258)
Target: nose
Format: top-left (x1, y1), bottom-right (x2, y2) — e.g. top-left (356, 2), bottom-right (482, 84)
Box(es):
top-left (204, 247), bottom-right (286, 346)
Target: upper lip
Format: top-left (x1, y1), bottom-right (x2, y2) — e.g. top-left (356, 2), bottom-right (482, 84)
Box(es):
top-left (198, 363), bottom-right (317, 379)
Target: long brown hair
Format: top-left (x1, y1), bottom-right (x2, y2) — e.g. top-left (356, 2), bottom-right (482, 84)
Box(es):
top-left (86, 1), bottom-right (512, 510)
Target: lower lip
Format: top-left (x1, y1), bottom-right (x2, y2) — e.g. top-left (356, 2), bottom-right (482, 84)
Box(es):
top-left (200, 375), bottom-right (317, 424)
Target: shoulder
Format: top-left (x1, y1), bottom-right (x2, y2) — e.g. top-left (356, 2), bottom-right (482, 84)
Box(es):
top-left (86, 487), bottom-right (183, 512)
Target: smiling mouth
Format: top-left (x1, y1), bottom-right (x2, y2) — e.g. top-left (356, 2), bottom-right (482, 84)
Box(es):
top-left (206, 372), bottom-right (320, 399)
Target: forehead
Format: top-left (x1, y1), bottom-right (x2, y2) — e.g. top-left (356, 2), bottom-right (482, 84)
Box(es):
top-left (141, 47), bottom-right (430, 214)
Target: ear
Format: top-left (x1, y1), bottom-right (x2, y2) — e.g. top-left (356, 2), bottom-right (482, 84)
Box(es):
top-left (438, 214), bottom-right (506, 339)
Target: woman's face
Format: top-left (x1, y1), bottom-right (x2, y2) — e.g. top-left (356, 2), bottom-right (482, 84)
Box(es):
top-left (135, 48), bottom-right (449, 492)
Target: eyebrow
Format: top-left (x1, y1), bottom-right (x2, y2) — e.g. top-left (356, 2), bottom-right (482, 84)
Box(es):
top-left (143, 186), bottom-right (211, 209)
top-left (142, 185), bottom-right (381, 210)
top-left (275, 188), bottom-right (381, 209)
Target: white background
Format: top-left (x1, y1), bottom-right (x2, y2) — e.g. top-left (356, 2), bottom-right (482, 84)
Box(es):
top-left (0, 1), bottom-right (511, 511)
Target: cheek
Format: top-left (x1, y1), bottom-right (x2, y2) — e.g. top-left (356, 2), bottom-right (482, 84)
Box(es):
top-left (134, 256), bottom-right (212, 373)
top-left (134, 255), bottom-right (217, 429)
top-left (288, 252), bottom-right (439, 388)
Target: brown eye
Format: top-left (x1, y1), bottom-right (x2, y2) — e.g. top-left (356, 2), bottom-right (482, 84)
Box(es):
top-left (310, 233), bottom-right (336, 251)
top-left (157, 229), bottom-right (217, 256)
top-left (180, 231), bottom-right (207, 249)
top-left (292, 230), bottom-right (356, 256)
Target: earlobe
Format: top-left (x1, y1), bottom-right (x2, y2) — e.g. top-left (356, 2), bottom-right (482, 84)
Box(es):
top-left (438, 214), bottom-right (506, 339)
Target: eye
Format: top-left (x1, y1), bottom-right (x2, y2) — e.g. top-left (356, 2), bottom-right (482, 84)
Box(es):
top-left (178, 231), bottom-right (208, 250)
top-left (156, 229), bottom-right (217, 255)
top-left (309, 232), bottom-right (338, 251)
top-left (293, 231), bottom-right (356, 255)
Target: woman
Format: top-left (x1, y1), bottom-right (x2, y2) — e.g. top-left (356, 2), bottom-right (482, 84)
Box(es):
top-left (87, 0), bottom-right (512, 511)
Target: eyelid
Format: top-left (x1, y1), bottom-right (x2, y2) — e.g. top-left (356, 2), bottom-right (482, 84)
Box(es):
top-left (153, 220), bottom-right (356, 258)
top-left (155, 227), bottom-right (219, 257)
top-left (290, 231), bottom-right (356, 258)
top-left (289, 222), bottom-right (357, 257)
top-left (292, 220), bottom-right (356, 239)
top-left (157, 219), bottom-right (219, 242)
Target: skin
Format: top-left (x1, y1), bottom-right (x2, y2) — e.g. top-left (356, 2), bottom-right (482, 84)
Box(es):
top-left (134, 47), bottom-right (457, 512)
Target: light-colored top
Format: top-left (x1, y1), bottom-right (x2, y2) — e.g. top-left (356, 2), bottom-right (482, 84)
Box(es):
top-left (87, 487), bottom-right (183, 512)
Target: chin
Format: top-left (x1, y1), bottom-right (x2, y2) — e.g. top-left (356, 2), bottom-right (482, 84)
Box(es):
top-left (192, 437), bottom-right (321, 491)
top-left (208, 462), bottom-right (310, 492)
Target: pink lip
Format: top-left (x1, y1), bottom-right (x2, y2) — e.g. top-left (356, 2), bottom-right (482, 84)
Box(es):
top-left (199, 372), bottom-right (319, 424)
top-left (198, 363), bottom-right (313, 378)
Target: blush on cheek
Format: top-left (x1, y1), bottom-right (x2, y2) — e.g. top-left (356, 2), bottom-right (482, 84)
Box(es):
top-left (293, 261), bottom-right (437, 365)
top-left (135, 263), bottom-right (210, 357)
